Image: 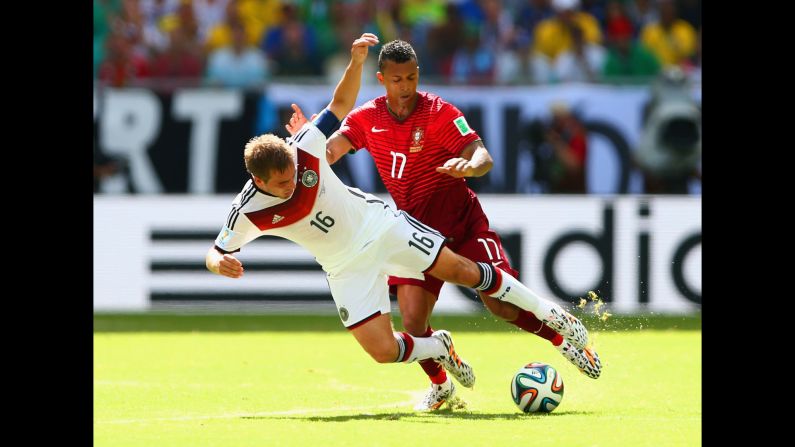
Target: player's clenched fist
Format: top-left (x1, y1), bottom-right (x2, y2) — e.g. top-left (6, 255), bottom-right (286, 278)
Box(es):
top-left (351, 33), bottom-right (379, 64)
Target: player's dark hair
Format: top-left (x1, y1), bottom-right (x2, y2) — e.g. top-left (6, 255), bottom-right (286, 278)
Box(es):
top-left (378, 40), bottom-right (418, 71)
top-left (244, 134), bottom-right (293, 181)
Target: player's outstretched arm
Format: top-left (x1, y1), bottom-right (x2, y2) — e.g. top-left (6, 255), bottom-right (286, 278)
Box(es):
top-left (436, 140), bottom-right (494, 178)
top-left (285, 33), bottom-right (376, 162)
top-left (326, 33), bottom-right (378, 121)
top-left (285, 33), bottom-right (378, 135)
top-left (205, 246), bottom-right (244, 279)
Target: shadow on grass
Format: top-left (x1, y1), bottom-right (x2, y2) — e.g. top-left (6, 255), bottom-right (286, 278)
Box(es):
top-left (242, 410), bottom-right (593, 422)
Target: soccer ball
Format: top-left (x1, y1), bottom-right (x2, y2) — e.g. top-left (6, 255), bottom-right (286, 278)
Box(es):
top-left (510, 362), bottom-right (564, 413)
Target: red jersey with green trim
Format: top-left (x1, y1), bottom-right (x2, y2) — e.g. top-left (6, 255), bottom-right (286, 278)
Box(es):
top-left (339, 91), bottom-right (485, 241)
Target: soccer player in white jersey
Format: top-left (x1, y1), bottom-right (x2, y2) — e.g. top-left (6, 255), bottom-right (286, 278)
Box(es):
top-left (206, 33), bottom-right (599, 409)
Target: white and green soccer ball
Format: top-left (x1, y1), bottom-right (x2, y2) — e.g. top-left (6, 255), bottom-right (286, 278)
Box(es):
top-left (510, 362), bottom-right (564, 413)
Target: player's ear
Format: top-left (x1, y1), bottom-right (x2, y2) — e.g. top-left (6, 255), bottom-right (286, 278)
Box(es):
top-left (376, 71), bottom-right (384, 85)
top-left (252, 175), bottom-right (266, 189)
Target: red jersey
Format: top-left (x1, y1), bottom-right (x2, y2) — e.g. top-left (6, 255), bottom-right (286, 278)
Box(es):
top-left (339, 92), bottom-right (484, 241)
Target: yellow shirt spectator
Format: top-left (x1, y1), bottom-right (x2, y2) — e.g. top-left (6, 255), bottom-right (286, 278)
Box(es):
top-left (204, 0), bottom-right (281, 53)
top-left (533, 12), bottom-right (602, 61)
top-left (640, 19), bottom-right (697, 67)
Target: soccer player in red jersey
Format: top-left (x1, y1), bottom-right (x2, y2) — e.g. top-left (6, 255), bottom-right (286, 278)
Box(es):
top-left (322, 39), bottom-right (602, 410)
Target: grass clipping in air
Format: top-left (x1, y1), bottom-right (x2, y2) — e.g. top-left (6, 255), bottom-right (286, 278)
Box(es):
top-left (577, 290), bottom-right (612, 322)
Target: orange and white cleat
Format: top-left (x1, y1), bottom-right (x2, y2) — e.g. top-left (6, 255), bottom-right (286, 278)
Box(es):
top-left (556, 339), bottom-right (602, 379)
top-left (414, 377), bottom-right (456, 411)
top-left (542, 306), bottom-right (590, 349)
top-left (431, 330), bottom-right (475, 388)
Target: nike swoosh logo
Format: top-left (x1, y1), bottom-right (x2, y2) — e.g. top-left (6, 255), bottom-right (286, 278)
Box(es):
top-left (371, 126), bottom-right (388, 133)
top-left (492, 260), bottom-right (504, 266)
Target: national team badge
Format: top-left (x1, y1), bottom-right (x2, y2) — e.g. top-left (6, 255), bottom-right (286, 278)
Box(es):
top-left (339, 307), bottom-right (349, 322)
top-left (409, 127), bottom-right (424, 153)
top-left (301, 169), bottom-right (318, 187)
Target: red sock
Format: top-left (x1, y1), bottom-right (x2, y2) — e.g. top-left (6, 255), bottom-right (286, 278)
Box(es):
top-left (508, 310), bottom-right (559, 342)
top-left (418, 326), bottom-right (447, 384)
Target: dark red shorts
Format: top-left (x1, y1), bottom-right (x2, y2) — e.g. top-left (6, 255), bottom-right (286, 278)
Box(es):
top-left (388, 228), bottom-right (519, 298)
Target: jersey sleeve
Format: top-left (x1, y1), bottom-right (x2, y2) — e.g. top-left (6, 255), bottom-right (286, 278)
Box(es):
top-left (338, 108), bottom-right (368, 152)
top-left (289, 121), bottom-right (328, 160)
top-left (213, 193), bottom-right (261, 253)
top-left (435, 103), bottom-right (481, 156)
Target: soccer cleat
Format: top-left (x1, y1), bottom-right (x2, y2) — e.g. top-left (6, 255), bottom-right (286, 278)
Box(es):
top-left (431, 330), bottom-right (476, 388)
top-left (414, 377), bottom-right (456, 411)
top-left (556, 339), bottom-right (602, 379)
top-left (541, 306), bottom-right (589, 349)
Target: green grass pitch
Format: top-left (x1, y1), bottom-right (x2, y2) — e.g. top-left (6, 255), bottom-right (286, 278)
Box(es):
top-left (94, 313), bottom-right (701, 447)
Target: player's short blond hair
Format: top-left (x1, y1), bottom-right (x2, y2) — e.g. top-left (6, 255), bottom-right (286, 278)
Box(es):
top-left (244, 134), bottom-right (293, 181)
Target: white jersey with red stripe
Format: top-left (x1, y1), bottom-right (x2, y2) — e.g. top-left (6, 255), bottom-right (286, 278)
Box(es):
top-left (214, 122), bottom-right (399, 275)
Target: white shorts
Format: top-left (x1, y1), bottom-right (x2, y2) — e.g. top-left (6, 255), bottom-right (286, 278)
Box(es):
top-left (327, 210), bottom-right (447, 328)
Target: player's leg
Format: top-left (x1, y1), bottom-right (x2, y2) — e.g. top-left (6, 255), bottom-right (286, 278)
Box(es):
top-left (347, 312), bottom-right (431, 363)
top-left (347, 312), bottom-right (475, 386)
top-left (346, 312), bottom-right (475, 386)
top-left (461, 232), bottom-right (602, 378)
top-left (327, 264), bottom-right (475, 386)
top-left (394, 283), bottom-right (436, 336)
top-left (392, 281), bottom-right (453, 410)
top-left (384, 209), bottom-right (585, 363)
top-left (427, 248), bottom-right (590, 348)
top-left (394, 282), bottom-right (447, 384)
top-left (426, 249), bottom-right (601, 378)
top-left (455, 230), bottom-right (561, 341)
top-left (384, 209), bottom-right (600, 379)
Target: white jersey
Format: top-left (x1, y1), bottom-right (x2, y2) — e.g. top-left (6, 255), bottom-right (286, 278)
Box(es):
top-left (214, 122), bottom-right (397, 274)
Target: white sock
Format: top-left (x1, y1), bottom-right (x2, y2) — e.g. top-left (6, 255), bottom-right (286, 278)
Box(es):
top-left (394, 332), bottom-right (444, 363)
top-left (477, 262), bottom-right (559, 318)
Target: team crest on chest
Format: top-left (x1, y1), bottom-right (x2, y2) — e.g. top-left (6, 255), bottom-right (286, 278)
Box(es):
top-left (410, 127), bottom-right (425, 153)
top-left (301, 169), bottom-right (318, 187)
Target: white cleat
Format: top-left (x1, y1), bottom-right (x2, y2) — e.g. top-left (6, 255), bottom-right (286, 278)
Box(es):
top-left (556, 339), bottom-right (602, 379)
top-left (414, 377), bottom-right (456, 411)
top-left (431, 330), bottom-right (476, 388)
top-left (542, 306), bottom-right (589, 349)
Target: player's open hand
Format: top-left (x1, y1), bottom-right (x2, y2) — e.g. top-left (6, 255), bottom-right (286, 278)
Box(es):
top-left (285, 103), bottom-right (310, 135)
top-left (436, 157), bottom-right (473, 178)
top-left (219, 253), bottom-right (244, 279)
top-left (351, 33), bottom-right (379, 65)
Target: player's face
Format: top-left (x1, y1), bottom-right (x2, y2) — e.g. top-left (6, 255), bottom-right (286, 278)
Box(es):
top-left (377, 60), bottom-right (419, 107)
top-left (260, 164), bottom-right (297, 199)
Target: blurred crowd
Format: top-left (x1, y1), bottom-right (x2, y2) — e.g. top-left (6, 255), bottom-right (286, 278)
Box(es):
top-left (93, 0), bottom-right (701, 89)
